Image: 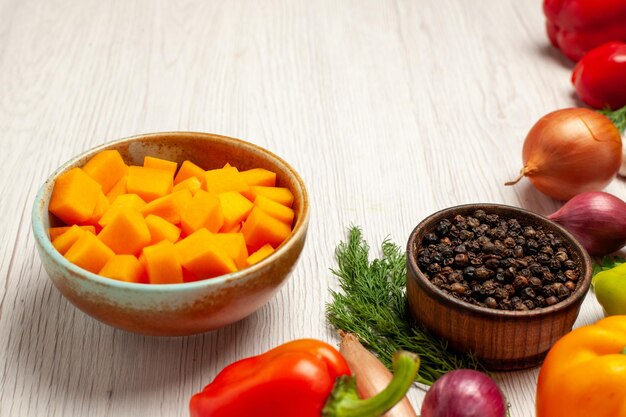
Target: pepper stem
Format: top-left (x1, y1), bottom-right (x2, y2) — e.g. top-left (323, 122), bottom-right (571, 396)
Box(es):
top-left (322, 351), bottom-right (420, 417)
top-left (599, 104), bottom-right (626, 134)
top-left (621, 347), bottom-right (626, 355)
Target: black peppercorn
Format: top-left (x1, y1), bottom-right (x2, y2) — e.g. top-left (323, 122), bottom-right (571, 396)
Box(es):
top-left (420, 211), bottom-right (579, 311)
top-left (545, 295), bottom-right (558, 306)
top-left (484, 297), bottom-right (497, 309)
top-left (564, 281), bottom-right (577, 292)
top-left (513, 275), bottom-right (529, 289)
top-left (563, 260), bottom-right (577, 270)
top-left (454, 253), bottom-right (469, 267)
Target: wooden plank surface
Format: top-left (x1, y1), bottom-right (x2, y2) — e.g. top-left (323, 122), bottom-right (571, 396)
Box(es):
top-left (0, 1), bottom-right (623, 416)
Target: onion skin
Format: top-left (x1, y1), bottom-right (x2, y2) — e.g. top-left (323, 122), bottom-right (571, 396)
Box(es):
top-left (338, 331), bottom-right (418, 417)
top-left (548, 191), bottom-right (626, 255)
top-left (421, 370), bottom-right (507, 417)
top-left (507, 108), bottom-right (622, 201)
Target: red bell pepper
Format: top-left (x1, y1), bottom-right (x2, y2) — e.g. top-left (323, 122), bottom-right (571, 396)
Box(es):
top-left (572, 42), bottom-right (626, 109)
top-left (189, 339), bottom-right (420, 417)
top-left (543, 0), bottom-right (626, 62)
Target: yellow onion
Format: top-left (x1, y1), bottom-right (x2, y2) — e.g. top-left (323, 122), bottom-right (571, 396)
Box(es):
top-left (506, 108), bottom-right (622, 201)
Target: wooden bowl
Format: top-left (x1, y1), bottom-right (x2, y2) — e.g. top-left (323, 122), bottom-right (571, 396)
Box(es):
top-left (31, 132), bottom-right (309, 336)
top-left (406, 203), bottom-right (592, 370)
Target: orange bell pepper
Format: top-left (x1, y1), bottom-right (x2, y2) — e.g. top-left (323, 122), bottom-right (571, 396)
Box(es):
top-left (536, 316), bottom-right (626, 417)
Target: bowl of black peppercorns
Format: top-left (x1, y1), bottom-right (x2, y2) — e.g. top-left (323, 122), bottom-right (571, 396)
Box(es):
top-left (406, 203), bottom-right (592, 370)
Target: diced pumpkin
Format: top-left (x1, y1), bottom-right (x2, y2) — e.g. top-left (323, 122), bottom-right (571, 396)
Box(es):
top-left (175, 228), bottom-right (237, 278)
top-left (142, 241), bottom-right (183, 284)
top-left (126, 166), bottom-right (173, 202)
top-left (99, 193), bottom-right (147, 227)
top-left (81, 191), bottom-right (110, 227)
top-left (241, 207), bottom-right (291, 251)
top-left (144, 156), bottom-right (177, 177)
top-left (246, 243), bottom-right (275, 266)
top-left (174, 160), bottom-right (205, 185)
top-left (180, 190), bottom-right (224, 235)
top-left (49, 225), bottom-right (95, 241)
top-left (172, 176), bottom-right (201, 195)
top-left (49, 168), bottom-right (102, 225)
top-left (82, 150), bottom-right (128, 194)
top-left (140, 189), bottom-right (192, 225)
top-left (249, 186), bottom-right (294, 207)
top-left (254, 195), bottom-right (294, 225)
top-left (218, 191), bottom-right (254, 232)
top-left (222, 222), bottom-right (242, 233)
top-left (240, 168), bottom-right (277, 187)
top-left (106, 175), bottom-right (128, 203)
top-left (65, 232), bottom-right (115, 273)
top-left (145, 215), bottom-right (181, 244)
top-left (99, 255), bottom-right (145, 283)
top-left (182, 266), bottom-right (201, 283)
top-left (52, 225), bottom-right (87, 255)
top-left (97, 209), bottom-right (151, 255)
top-left (202, 167), bottom-right (251, 196)
top-left (208, 232), bottom-right (248, 269)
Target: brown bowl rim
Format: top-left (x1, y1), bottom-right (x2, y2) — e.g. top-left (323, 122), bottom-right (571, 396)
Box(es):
top-left (32, 131), bottom-right (310, 291)
top-left (406, 203), bottom-right (593, 318)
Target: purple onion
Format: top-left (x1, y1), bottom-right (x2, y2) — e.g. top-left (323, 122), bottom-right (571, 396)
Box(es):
top-left (421, 370), bottom-right (507, 417)
top-left (548, 191), bottom-right (626, 256)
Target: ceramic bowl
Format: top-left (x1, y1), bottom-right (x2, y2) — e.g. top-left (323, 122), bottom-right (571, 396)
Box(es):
top-left (406, 203), bottom-right (592, 370)
top-left (32, 132), bottom-right (309, 336)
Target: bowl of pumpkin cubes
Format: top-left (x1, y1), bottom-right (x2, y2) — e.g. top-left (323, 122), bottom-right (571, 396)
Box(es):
top-left (32, 132), bottom-right (309, 336)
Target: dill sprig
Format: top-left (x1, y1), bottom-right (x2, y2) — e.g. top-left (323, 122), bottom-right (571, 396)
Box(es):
top-left (599, 105), bottom-right (626, 134)
top-left (326, 226), bottom-right (483, 386)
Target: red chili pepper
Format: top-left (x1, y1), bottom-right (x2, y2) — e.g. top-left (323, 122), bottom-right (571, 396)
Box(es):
top-left (543, 0), bottom-right (626, 62)
top-left (572, 42), bottom-right (626, 109)
top-left (189, 339), bottom-right (420, 417)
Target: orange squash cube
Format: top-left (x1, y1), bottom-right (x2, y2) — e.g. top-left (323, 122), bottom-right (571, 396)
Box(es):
top-left (208, 232), bottom-right (248, 269)
top-left (222, 222), bottom-right (242, 233)
top-left (249, 186), bottom-right (294, 207)
top-left (174, 160), bottom-right (205, 185)
top-left (180, 190), bottom-right (224, 235)
top-left (82, 150), bottom-right (128, 193)
top-left (49, 225), bottom-right (95, 241)
top-left (145, 215), bottom-right (181, 244)
top-left (97, 209), bottom-right (151, 255)
top-left (218, 191), bottom-right (254, 232)
top-left (175, 229), bottom-right (237, 279)
top-left (65, 232), bottom-right (115, 274)
top-left (52, 225), bottom-right (87, 255)
top-left (144, 156), bottom-right (177, 177)
top-left (99, 193), bottom-right (147, 227)
top-left (82, 191), bottom-right (110, 227)
top-left (106, 175), bottom-right (128, 203)
top-left (126, 166), bottom-right (173, 202)
top-left (142, 241), bottom-right (183, 284)
top-left (202, 167), bottom-right (251, 196)
top-left (254, 195), bottom-right (294, 225)
top-left (49, 168), bottom-right (102, 225)
top-left (172, 176), bottom-right (201, 195)
top-left (241, 207), bottom-right (291, 251)
top-left (240, 168), bottom-right (277, 187)
top-left (99, 255), bottom-right (145, 283)
top-left (140, 189), bottom-right (192, 225)
top-left (246, 243), bottom-right (275, 266)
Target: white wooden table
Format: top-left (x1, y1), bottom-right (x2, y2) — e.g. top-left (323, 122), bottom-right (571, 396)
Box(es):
top-left (1, 1), bottom-right (623, 416)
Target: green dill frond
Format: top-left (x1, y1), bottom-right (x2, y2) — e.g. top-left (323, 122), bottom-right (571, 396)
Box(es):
top-left (326, 226), bottom-right (484, 386)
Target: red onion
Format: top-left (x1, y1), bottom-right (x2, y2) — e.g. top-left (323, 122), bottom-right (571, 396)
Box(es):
top-left (420, 370), bottom-right (506, 417)
top-left (548, 191), bottom-right (626, 255)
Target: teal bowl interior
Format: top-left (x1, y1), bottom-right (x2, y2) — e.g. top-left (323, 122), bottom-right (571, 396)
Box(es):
top-left (32, 132), bottom-right (309, 336)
